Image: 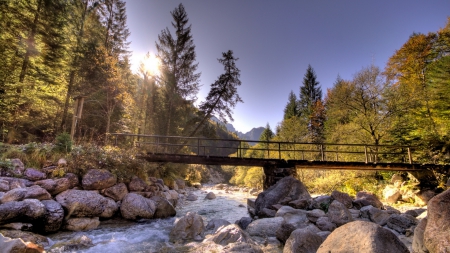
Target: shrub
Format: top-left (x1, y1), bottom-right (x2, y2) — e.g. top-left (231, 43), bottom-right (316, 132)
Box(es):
top-left (54, 132), bottom-right (72, 153)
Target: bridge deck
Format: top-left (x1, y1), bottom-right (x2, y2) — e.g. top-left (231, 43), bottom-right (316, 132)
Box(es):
top-left (138, 153), bottom-right (427, 171)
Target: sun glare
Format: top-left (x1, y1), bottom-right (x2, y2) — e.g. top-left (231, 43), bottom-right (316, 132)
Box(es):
top-left (141, 52), bottom-right (161, 76)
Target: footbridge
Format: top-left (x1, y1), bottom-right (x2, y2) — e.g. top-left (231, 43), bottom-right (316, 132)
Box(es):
top-left (108, 133), bottom-right (449, 188)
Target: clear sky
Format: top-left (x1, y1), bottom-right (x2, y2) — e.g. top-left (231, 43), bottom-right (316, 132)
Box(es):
top-left (124, 0), bottom-right (450, 133)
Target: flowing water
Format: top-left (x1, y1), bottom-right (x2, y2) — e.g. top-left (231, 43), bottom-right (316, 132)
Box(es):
top-left (46, 186), bottom-right (253, 253)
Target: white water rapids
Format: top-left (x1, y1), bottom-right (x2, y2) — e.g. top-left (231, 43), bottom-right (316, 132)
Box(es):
top-left (46, 186), bottom-right (253, 253)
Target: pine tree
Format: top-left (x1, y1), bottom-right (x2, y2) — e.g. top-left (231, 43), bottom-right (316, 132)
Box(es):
top-left (156, 3), bottom-right (200, 137)
top-left (299, 64), bottom-right (322, 117)
top-left (283, 90), bottom-right (298, 120)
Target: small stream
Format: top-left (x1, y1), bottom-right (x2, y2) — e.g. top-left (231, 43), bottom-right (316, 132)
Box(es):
top-left (46, 186), bottom-right (253, 253)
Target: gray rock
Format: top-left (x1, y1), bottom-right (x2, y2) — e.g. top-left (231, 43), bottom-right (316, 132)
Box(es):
top-left (327, 200), bottom-right (353, 227)
top-left (64, 173), bottom-right (80, 189)
top-left (175, 179), bottom-right (186, 189)
top-left (24, 168), bottom-right (46, 181)
top-left (424, 188), bottom-right (450, 253)
top-left (317, 221), bottom-right (409, 253)
top-left (55, 189), bottom-right (109, 218)
top-left (38, 199), bottom-right (64, 233)
top-left (82, 169), bottom-right (117, 190)
top-left (169, 212), bottom-right (204, 243)
top-left (150, 196), bottom-right (176, 219)
top-left (283, 228), bottom-right (324, 253)
top-left (186, 193), bottom-right (198, 201)
top-left (310, 195), bottom-right (332, 210)
top-left (99, 197), bottom-right (118, 218)
top-left (246, 217), bottom-right (284, 237)
top-left (11, 159), bottom-right (25, 175)
top-left (275, 205), bottom-right (309, 228)
top-left (0, 199), bottom-right (46, 224)
top-left (354, 191), bottom-right (383, 209)
top-left (254, 176), bottom-right (310, 218)
top-left (64, 217), bottom-right (100, 231)
top-left (0, 179), bottom-right (9, 192)
top-left (361, 205), bottom-right (391, 226)
top-left (0, 187), bottom-right (27, 203)
top-left (331, 190), bottom-right (353, 208)
top-left (386, 214), bottom-right (417, 234)
top-left (206, 218), bottom-right (231, 232)
top-left (316, 216), bottom-right (336, 232)
top-left (35, 178), bottom-right (70, 195)
top-left (276, 221), bottom-right (296, 243)
top-left (102, 183), bottom-right (128, 201)
top-left (24, 185), bottom-right (51, 201)
top-left (306, 209), bottom-right (326, 223)
top-left (235, 217), bottom-right (252, 230)
top-left (205, 224), bottom-right (254, 246)
top-left (0, 222), bottom-right (33, 231)
top-left (205, 192), bottom-right (216, 200)
top-left (0, 229), bottom-right (49, 248)
top-left (49, 234), bottom-right (93, 252)
top-left (128, 176), bottom-right (148, 192)
top-left (412, 217), bottom-right (428, 253)
top-left (120, 193), bottom-right (156, 220)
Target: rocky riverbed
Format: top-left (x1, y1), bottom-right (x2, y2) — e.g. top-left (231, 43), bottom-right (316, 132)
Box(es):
top-left (0, 159), bottom-right (449, 252)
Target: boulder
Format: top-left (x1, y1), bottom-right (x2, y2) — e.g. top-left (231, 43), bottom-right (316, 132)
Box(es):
top-left (186, 193), bottom-right (198, 201)
top-left (205, 192), bottom-right (216, 200)
top-left (0, 199), bottom-right (45, 224)
top-left (383, 185), bottom-right (401, 204)
top-left (415, 190), bottom-right (436, 206)
top-left (24, 168), bottom-right (46, 181)
top-left (288, 198), bottom-right (310, 209)
top-left (205, 224), bottom-right (254, 246)
top-left (360, 205), bottom-right (390, 226)
top-left (327, 200), bottom-right (353, 227)
top-left (254, 176), bottom-right (310, 218)
top-left (82, 169), bottom-right (117, 190)
top-left (150, 196), bottom-right (176, 219)
top-left (128, 176), bottom-right (148, 192)
top-left (283, 228), bottom-right (324, 253)
top-left (99, 197), bottom-right (118, 218)
top-left (315, 216), bottom-right (336, 232)
top-left (169, 212), bottom-right (204, 243)
top-left (186, 241), bottom-right (263, 253)
top-left (275, 205), bottom-right (309, 228)
top-left (0, 177), bottom-right (33, 189)
top-left (120, 193), bottom-right (156, 220)
top-left (0, 222), bottom-right (33, 231)
top-left (48, 234), bottom-right (93, 252)
top-left (55, 189), bottom-right (109, 218)
top-left (246, 217), bottom-right (284, 238)
top-left (10, 159), bottom-right (25, 176)
top-left (0, 179), bottom-right (9, 192)
top-left (276, 221), bottom-right (296, 243)
top-left (0, 233), bottom-right (43, 253)
top-left (0, 187), bottom-right (27, 203)
top-left (206, 218), bottom-right (231, 233)
top-left (64, 173), bottom-right (80, 189)
top-left (0, 230), bottom-right (49, 248)
top-left (316, 220), bottom-right (409, 253)
top-left (353, 191), bottom-right (383, 209)
top-left (386, 214), bottom-right (417, 234)
top-left (37, 199), bottom-right (64, 233)
top-left (24, 185), bottom-right (51, 201)
top-left (310, 195), bottom-right (332, 210)
top-left (413, 217), bottom-right (428, 253)
top-left (331, 190), bottom-right (353, 208)
top-left (306, 209), bottom-right (326, 223)
top-left (235, 217), bottom-right (252, 230)
top-left (102, 183), bottom-right (128, 201)
top-left (64, 217), bottom-right (100, 231)
top-left (424, 188), bottom-right (450, 253)
top-left (35, 178), bottom-right (70, 195)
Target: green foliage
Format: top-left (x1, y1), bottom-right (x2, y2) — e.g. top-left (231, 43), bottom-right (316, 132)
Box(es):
top-left (243, 167), bottom-right (264, 189)
top-left (54, 132), bottom-right (72, 153)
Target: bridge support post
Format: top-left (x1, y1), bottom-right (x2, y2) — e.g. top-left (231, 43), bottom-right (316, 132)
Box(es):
top-left (263, 163), bottom-right (297, 190)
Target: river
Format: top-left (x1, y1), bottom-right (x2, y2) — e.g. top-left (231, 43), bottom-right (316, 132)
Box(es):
top-left (46, 186), bottom-right (253, 253)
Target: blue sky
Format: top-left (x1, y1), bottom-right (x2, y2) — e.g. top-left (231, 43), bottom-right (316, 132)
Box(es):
top-left (124, 0), bottom-right (450, 133)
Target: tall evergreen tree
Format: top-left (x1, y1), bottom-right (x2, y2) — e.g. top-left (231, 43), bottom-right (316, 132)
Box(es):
top-left (156, 3), bottom-right (200, 137)
top-left (283, 90), bottom-right (298, 120)
top-left (299, 64), bottom-right (322, 116)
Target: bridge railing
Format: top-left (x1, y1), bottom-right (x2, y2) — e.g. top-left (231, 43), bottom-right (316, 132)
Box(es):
top-left (107, 133), bottom-right (414, 164)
